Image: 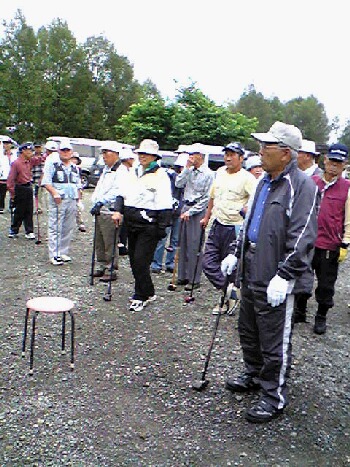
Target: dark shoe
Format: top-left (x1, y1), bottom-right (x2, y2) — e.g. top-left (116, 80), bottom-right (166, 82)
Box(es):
top-left (119, 247), bottom-right (129, 256)
top-left (99, 272), bottom-right (117, 282)
top-left (245, 399), bottom-right (283, 423)
top-left (184, 283), bottom-right (200, 291)
top-left (78, 224), bottom-right (86, 232)
top-left (166, 267), bottom-right (174, 273)
top-left (177, 279), bottom-right (189, 286)
top-left (314, 315), bottom-right (327, 334)
top-left (151, 268), bottom-right (162, 274)
top-left (226, 374), bottom-right (260, 393)
top-left (92, 269), bottom-right (105, 278)
top-left (294, 311), bottom-right (307, 323)
top-left (8, 230), bottom-right (18, 238)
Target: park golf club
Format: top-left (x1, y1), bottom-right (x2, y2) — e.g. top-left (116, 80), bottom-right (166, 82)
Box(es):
top-left (103, 225), bottom-right (118, 302)
top-left (192, 278), bottom-right (230, 391)
top-left (167, 220), bottom-right (184, 292)
top-left (184, 227), bottom-right (205, 304)
top-left (34, 185), bottom-right (41, 244)
top-left (89, 215), bottom-right (98, 285)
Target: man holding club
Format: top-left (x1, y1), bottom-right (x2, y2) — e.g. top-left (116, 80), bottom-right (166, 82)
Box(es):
top-left (221, 122), bottom-right (319, 423)
top-left (90, 141), bottom-right (126, 283)
top-left (200, 142), bottom-right (257, 314)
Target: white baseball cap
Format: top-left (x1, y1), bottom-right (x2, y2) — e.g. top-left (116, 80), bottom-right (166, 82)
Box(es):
top-left (100, 141), bottom-right (122, 153)
top-left (45, 141), bottom-right (58, 151)
top-left (299, 139), bottom-right (319, 155)
top-left (245, 155), bottom-right (262, 170)
top-left (119, 147), bottom-right (135, 160)
top-left (59, 139), bottom-right (73, 150)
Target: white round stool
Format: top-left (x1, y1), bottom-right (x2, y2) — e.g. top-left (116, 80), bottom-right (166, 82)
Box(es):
top-left (22, 296), bottom-right (75, 375)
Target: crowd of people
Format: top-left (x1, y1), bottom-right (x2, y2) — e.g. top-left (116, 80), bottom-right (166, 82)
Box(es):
top-left (1, 123), bottom-right (349, 424)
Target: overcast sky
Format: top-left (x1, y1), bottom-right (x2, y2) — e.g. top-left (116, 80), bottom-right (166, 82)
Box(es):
top-left (2, 1), bottom-right (349, 139)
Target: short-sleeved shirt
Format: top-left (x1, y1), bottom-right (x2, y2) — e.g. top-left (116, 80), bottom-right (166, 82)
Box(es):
top-left (210, 166), bottom-right (257, 225)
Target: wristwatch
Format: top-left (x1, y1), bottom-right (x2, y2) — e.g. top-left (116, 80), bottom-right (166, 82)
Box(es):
top-left (340, 243), bottom-right (349, 249)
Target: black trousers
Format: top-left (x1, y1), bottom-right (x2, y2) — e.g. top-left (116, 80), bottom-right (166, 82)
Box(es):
top-left (239, 248), bottom-right (294, 410)
top-left (312, 247), bottom-right (340, 311)
top-left (12, 185), bottom-right (34, 234)
top-left (0, 183), bottom-right (7, 209)
top-left (127, 224), bottom-right (160, 301)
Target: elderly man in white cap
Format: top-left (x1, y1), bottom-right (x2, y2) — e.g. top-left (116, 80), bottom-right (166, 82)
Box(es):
top-left (41, 139), bottom-right (82, 265)
top-left (112, 139), bottom-right (173, 312)
top-left (90, 141), bottom-right (126, 281)
top-left (221, 121), bottom-right (320, 423)
top-left (174, 143), bottom-right (214, 290)
top-left (297, 139), bottom-right (322, 176)
top-left (245, 153), bottom-right (264, 179)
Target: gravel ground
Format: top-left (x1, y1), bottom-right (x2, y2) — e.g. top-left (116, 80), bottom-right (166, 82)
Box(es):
top-left (0, 190), bottom-right (349, 466)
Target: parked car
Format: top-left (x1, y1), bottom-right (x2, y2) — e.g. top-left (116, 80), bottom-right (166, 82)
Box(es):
top-left (87, 154), bottom-right (105, 187)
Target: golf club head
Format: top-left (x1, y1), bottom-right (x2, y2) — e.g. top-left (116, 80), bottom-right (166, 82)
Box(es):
top-left (103, 293), bottom-right (112, 302)
top-left (192, 379), bottom-right (209, 391)
top-left (184, 296), bottom-right (195, 304)
top-left (167, 284), bottom-right (177, 291)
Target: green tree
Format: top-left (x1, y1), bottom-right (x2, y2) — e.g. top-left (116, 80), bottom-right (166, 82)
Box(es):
top-left (229, 84), bottom-right (284, 132)
top-left (339, 120), bottom-right (350, 148)
top-left (114, 97), bottom-right (173, 147)
top-left (283, 96), bottom-right (330, 144)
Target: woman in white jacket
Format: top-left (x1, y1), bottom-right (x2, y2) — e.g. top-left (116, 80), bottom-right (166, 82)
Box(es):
top-left (112, 139), bottom-right (173, 312)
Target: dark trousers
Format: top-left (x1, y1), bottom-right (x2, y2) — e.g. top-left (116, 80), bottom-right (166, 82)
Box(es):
top-left (203, 220), bottom-right (237, 290)
top-left (12, 185), bottom-right (34, 234)
top-left (127, 224), bottom-right (160, 301)
top-left (0, 183), bottom-right (7, 209)
top-left (239, 248), bottom-right (294, 409)
top-left (178, 211), bottom-right (205, 284)
top-left (312, 247), bottom-right (340, 312)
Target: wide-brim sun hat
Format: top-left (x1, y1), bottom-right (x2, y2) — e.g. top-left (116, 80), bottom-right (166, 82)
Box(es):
top-left (135, 139), bottom-right (161, 159)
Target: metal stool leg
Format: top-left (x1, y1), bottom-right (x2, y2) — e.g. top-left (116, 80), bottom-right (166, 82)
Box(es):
top-left (61, 311), bottom-right (66, 355)
top-left (69, 311), bottom-right (75, 370)
top-left (22, 308), bottom-right (30, 357)
top-left (29, 311), bottom-right (38, 375)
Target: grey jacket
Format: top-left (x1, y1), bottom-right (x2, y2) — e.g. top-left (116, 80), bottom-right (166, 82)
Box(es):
top-left (234, 160), bottom-right (320, 294)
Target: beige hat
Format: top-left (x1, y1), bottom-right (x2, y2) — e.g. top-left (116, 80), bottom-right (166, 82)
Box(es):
top-left (299, 139), bottom-right (319, 155)
top-left (135, 139), bottom-right (160, 159)
top-left (252, 121), bottom-right (302, 151)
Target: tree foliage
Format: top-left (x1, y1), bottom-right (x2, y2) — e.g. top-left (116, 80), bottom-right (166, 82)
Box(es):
top-left (0, 12), bottom-right (339, 148)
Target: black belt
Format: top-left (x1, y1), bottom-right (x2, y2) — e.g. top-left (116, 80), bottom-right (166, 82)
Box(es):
top-left (16, 183), bottom-right (32, 187)
top-left (184, 200), bottom-right (197, 206)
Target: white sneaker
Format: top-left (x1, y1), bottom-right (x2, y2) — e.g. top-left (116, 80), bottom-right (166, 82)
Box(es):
top-left (144, 295), bottom-right (157, 306)
top-left (50, 257), bottom-right (64, 266)
top-left (25, 233), bottom-right (36, 240)
top-left (60, 254), bottom-right (72, 262)
top-left (129, 300), bottom-right (145, 312)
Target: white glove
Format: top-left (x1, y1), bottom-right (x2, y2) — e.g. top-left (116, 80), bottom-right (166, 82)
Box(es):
top-left (220, 254), bottom-right (238, 276)
top-left (267, 275), bottom-right (289, 307)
